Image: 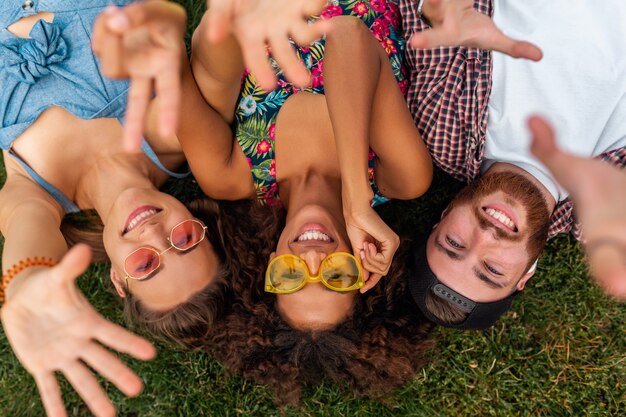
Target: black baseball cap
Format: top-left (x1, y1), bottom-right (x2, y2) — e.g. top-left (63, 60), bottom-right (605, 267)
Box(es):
top-left (407, 240), bottom-right (519, 330)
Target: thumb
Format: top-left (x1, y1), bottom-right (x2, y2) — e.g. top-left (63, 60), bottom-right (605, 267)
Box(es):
top-left (409, 28), bottom-right (454, 49)
top-left (495, 38), bottom-right (543, 61)
top-left (52, 244), bottom-right (92, 284)
top-left (528, 115), bottom-right (585, 193)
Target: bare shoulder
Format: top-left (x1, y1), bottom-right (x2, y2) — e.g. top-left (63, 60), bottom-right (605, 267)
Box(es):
top-left (0, 172), bottom-right (64, 234)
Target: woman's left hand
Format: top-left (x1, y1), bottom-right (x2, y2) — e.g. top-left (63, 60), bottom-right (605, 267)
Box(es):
top-left (344, 207), bottom-right (400, 293)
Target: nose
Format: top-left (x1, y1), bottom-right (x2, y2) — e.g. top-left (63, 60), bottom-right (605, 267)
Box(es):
top-left (299, 249), bottom-right (327, 276)
top-left (138, 222), bottom-right (167, 245)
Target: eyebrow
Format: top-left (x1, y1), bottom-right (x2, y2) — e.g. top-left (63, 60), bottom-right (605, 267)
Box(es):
top-left (134, 244), bottom-right (202, 283)
top-left (473, 268), bottom-right (506, 289)
top-left (435, 238), bottom-right (465, 261)
top-left (436, 237), bottom-right (505, 289)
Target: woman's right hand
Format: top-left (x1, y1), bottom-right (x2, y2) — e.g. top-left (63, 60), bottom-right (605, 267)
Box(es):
top-left (0, 245), bottom-right (156, 417)
top-left (344, 206), bottom-right (400, 293)
top-left (92, 0), bottom-right (187, 152)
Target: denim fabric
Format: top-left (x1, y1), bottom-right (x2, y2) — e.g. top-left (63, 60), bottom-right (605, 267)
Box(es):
top-left (0, 0), bottom-right (188, 213)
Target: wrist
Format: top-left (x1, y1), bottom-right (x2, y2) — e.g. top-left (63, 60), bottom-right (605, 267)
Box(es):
top-left (1, 258), bottom-right (56, 305)
top-left (342, 182), bottom-right (374, 212)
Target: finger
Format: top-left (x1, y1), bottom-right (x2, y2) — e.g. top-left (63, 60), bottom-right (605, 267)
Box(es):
top-left (290, 19), bottom-right (332, 46)
top-left (268, 35), bottom-right (310, 88)
top-left (62, 362), bottom-right (116, 417)
top-left (363, 243), bottom-right (389, 273)
top-left (595, 265), bottom-right (626, 300)
top-left (98, 31), bottom-right (126, 78)
top-left (357, 249), bottom-right (371, 282)
top-left (588, 244), bottom-right (626, 300)
top-left (360, 273), bottom-right (383, 293)
top-left (52, 244), bottom-right (92, 285)
top-left (528, 115), bottom-right (586, 193)
top-left (81, 343), bottom-right (144, 397)
top-left (94, 318), bottom-right (156, 361)
top-left (240, 37), bottom-right (278, 92)
top-left (91, 6), bottom-right (115, 57)
top-left (124, 77), bottom-right (152, 152)
top-left (105, 7), bottom-right (130, 33)
top-left (207, 0), bottom-right (234, 43)
top-left (409, 28), bottom-right (456, 50)
top-left (122, 1), bottom-right (186, 33)
top-left (492, 35), bottom-right (543, 61)
top-left (35, 373), bottom-right (68, 417)
top-left (155, 68), bottom-right (181, 138)
top-left (302, 0), bottom-right (329, 16)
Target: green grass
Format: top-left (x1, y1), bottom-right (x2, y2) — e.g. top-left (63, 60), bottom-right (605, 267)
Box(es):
top-left (1, 2), bottom-right (625, 416)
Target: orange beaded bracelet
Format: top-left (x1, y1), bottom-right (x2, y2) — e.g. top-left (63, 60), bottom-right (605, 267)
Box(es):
top-left (0, 257), bottom-right (57, 304)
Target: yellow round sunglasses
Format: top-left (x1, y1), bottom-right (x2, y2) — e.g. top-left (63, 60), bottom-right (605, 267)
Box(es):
top-left (265, 252), bottom-right (364, 294)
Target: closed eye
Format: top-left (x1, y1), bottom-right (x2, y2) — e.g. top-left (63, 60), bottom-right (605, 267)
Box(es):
top-left (485, 263), bottom-right (503, 276)
top-left (446, 235), bottom-right (464, 249)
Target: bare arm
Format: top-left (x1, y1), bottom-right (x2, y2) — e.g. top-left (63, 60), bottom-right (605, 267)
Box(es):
top-left (0, 177), bottom-right (155, 417)
top-left (323, 17), bottom-right (433, 292)
top-left (190, 12), bottom-right (246, 125)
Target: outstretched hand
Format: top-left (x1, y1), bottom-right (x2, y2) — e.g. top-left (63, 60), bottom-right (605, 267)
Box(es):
top-left (0, 245), bottom-right (156, 417)
top-left (92, 0), bottom-right (187, 152)
top-left (205, 0), bottom-right (331, 91)
top-left (344, 207), bottom-right (400, 293)
top-left (410, 0), bottom-right (543, 61)
top-left (529, 116), bottom-right (626, 299)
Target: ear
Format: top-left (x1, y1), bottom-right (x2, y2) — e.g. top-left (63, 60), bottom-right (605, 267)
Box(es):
top-left (516, 260), bottom-right (538, 291)
top-left (110, 268), bottom-right (127, 298)
top-left (432, 207), bottom-right (450, 229)
top-left (269, 251), bottom-right (276, 262)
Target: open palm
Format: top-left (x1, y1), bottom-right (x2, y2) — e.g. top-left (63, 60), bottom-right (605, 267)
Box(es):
top-left (1, 245), bottom-right (156, 417)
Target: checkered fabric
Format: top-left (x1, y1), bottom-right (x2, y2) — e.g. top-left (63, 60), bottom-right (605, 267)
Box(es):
top-left (400, 0), bottom-right (626, 239)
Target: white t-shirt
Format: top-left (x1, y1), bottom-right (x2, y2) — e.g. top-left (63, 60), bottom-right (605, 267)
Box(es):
top-left (483, 0), bottom-right (626, 202)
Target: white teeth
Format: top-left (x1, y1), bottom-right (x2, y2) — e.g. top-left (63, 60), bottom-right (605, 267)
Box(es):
top-left (485, 208), bottom-right (515, 230)
top-left (126, 209), bottom-right (158, 232)
top-left (296, 230), bottom-right (331, 242)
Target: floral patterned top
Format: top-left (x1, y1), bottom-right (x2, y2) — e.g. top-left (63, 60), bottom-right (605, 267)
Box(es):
top-left (234, 0), bottom-right (407, 207)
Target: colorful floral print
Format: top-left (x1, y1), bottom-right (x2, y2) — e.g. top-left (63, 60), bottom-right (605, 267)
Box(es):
top-left (234, 0), bottom-right (406, 207)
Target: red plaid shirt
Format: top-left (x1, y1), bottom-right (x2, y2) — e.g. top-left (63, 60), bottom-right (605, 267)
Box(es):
top-left (400, 0), bottom-right (626, 239)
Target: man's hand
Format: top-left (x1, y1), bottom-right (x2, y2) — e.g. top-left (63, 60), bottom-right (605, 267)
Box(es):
top-left (344, 207), bottom-right (400, 293)
top-left (92, 1), bottom-right (187, 152)
top-left (1, 245), bottom-right (156, 417)
top-left (205, 0), bottom-right (331, 91)
top-left (529, 116), bottom-right (626, 300)
top-left (410, 0), bottom-right (543, 61)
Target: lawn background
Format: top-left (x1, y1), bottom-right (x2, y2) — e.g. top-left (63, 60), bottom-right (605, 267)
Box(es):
top-left (0, 1), bottom-right (624, 416)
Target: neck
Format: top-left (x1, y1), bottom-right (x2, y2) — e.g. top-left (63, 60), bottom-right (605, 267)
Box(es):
top-left (76, 155), bottom-right (160, 223)
top-left (487, 162), bottom-right (557, 213)
top-left (280, 173), bottom-right (344, 222)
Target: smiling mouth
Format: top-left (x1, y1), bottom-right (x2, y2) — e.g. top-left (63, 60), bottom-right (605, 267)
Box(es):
top-left (296, 230), bottom-right (333, 243)
top-left (123, 206), bottom-right (162, 235)
top-left (482, 207), bottom-right (518, 233)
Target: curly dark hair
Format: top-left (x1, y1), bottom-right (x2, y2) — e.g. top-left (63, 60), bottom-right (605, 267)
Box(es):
top-left (206, 235), bottom-right (435, 405)
top-left (61, 198), bottom-right (283, 349)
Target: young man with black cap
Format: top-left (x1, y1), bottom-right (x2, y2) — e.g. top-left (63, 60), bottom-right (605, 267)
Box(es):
top-left (399, 0), bottom-right (626, 329)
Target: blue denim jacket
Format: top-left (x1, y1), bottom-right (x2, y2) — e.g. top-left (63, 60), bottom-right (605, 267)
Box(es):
top-left (0, 0), bottom-right (187, 213)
